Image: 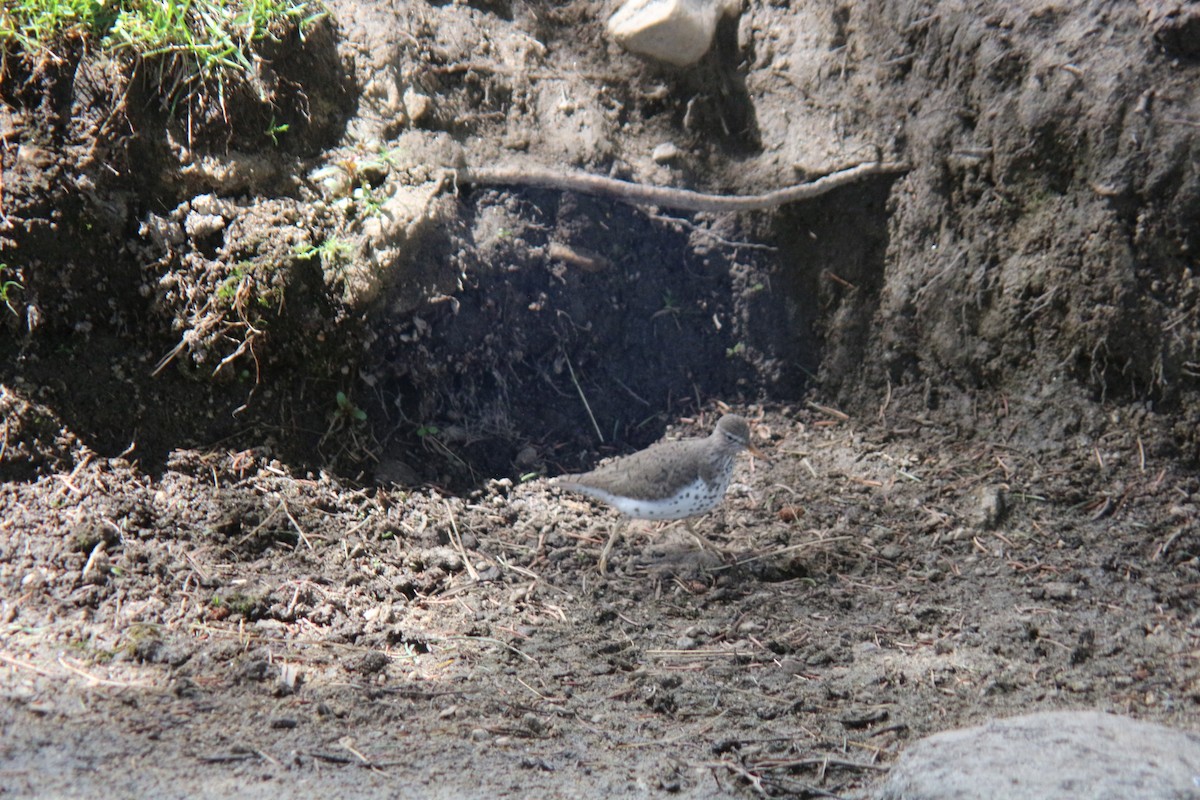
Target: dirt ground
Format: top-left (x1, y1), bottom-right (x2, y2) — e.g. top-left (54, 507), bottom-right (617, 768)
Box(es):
top-left (2, 0), bottom-right (1199, 798)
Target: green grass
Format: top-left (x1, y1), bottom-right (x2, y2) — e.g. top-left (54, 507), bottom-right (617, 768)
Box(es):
top-left (0, 0), bottom-right (94, 49)
top-left (1, 0), bottom-right (326, 104)
top-left (294, 237), bottom-right (351, 264)
top-left (0, 262), bottom-right (21, 316)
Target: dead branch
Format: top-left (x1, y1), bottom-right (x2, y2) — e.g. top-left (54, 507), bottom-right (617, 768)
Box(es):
top-left (455, 160), bottom-right (910, 212)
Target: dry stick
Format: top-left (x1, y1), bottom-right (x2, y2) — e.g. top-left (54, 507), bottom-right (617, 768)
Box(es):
top-left (281, 500), bottom-right (314, 551)
top-left (444, 501), bottom-right (479, 581)
top-left (302, 750), bottom-right (355, 765)
top-left (436, 634), bottom-right (540, 665)
top-left (455, 160), bottom-right (910, 212)
top-left (649, 212), bottom-right (779, 250)
top-left (0, 653), bottom-right (56, 678)
top-left (338, 737), bottom-right (373, 765)
top-left (200, 752), bottom-right (259, 764)
top-left (563, 350), bottom-right (603, 442)
top-left (56, 656), bottom-right (156, 689)
top-left (750, 756), bottom-right (888, 772)
top-left (81, 542), bottom-right (105, 583)
top-left (806, 399), bottom-right (850, 421)
top-left (708, 759), bottom-right (768, 796)
top-left (720, 536), bottom-right (852, 570)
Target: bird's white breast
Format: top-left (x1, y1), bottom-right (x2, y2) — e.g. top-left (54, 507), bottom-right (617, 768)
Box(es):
top-left (597, 476), bottom-right (728, 520)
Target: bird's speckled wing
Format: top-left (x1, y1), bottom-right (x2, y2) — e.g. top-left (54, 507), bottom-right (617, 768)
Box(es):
top-left (557, 438), bottom-right (714, 501)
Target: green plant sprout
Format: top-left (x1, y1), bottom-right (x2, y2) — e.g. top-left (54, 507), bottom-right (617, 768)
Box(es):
top-left (215, 265), bottom-right (248, 302)
top-left (335, 391), bottom-right (367, 422)
top-left (353, 183), bottom-right (385, 217)
top-left (0, 277), bottom-right (22, 316)
top-left (216, 263), bottom-right (278, 311)
top-left (360, 144), bottom-right (404, 172)
top-left (265, 117), bottom-right (290, 145)
top-left (294, 237), bottom-right (352, 264)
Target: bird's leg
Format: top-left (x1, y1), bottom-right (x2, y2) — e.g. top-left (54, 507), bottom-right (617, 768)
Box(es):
top-left (598, 521), bottom-right (625, 575)
top-left (684, 519), bottom-right (726, 557)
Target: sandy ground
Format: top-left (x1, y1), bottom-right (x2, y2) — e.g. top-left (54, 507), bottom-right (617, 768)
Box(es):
top-left (3, 403), bottom-right (1198, 798)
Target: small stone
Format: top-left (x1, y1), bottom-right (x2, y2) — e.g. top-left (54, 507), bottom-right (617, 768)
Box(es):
top-left (607, 0), bottom-right (739, 67)
top-left (652, 142), bottom-right (682, 163)
top-left (275, 662), bottom-right (302, 696)
top-left (521, 713), bottom-right (549, 736)
top-left (375, 458), bottom-right (419, 486)
top-left (403, 88), bottom-right (432, 123)
top-left (971, 485), bottom-right (1007, 530)
top-left (777, 658), bottom-right (806, 675)
top-left (184, 212), bottom-right (225, 239)
top-left (189, 194), bottom-right (224, 216)
top-left (354, 650), bottom-right (390, 675)
top-left (1042, 581), bottom-right (1075, 601)
top-left (16, 144), bottom-right (53, 168)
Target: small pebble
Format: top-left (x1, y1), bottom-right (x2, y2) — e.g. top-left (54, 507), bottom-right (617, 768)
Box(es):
top-left (1043, 581), bottom-right (1075, 601)
top-left (652, 142), bottom-right (682, 163)
top-left (403, 87), bottom-right (432, 123)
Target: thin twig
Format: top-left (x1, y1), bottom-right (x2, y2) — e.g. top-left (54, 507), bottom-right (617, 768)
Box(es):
top-left (338, 737), bottom-right (372, 764)
top-left (436, 634), bottom-right (539, 665)
top-left (728, 537), bottom-right (851, 568)
top-left (0, 653), bottom-right (55, 677)
top-left (708, 758), bottom-right (852, 798)
top-left (563, 350), bottom-right (603, 442)
top-left (200, 752), bottom-right (259, 764)
top-left (707, 759), bottom-right (768, 795)
top-left (649, 212), bottom-right (779, 250)
top-left (57, 656), bottom-right (156, 689)
top-left (303, 751), bottom-right (355, 764)
top-left (445, 501), bottom-right (479, 581)
top-left (749, 756), bottom-right (888, 772)
top-left (806, 400), bottom-right (850, 421)
top-left (281, 500), bottom-right (314, 551)
top-left (81, 542), bottom-right (105, 583)
top-left (619, 711), bottom-right (727, 748)
top-left (456, 160), bottom-right (910, 212)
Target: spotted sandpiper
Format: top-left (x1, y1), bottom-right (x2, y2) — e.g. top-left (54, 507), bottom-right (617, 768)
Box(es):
top-left (554, 414), bottom-right (767, 572)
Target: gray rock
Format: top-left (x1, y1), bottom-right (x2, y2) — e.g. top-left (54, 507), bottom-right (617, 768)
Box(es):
top-left (607, 0), bottom-right (738, 67)
top-left (970, 484), bottom-right (1007, 530)
top-left (875, 711), bottom-right (1200, 800)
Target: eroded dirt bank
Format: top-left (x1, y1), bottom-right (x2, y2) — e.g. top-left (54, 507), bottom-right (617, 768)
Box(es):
top-left (2, 0), bottom-right (1199, 797)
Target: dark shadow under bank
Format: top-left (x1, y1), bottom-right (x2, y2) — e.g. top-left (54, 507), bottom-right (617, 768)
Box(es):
top-left (368, 175), bottom-right (900, 490)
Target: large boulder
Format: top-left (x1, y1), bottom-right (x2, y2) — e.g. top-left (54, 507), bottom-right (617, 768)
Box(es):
top-left (875, 711), bottom-right (1200, 800)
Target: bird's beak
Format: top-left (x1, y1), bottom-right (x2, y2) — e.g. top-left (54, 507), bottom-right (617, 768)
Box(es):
top-left (746, 441), bottom-right (771, 463)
